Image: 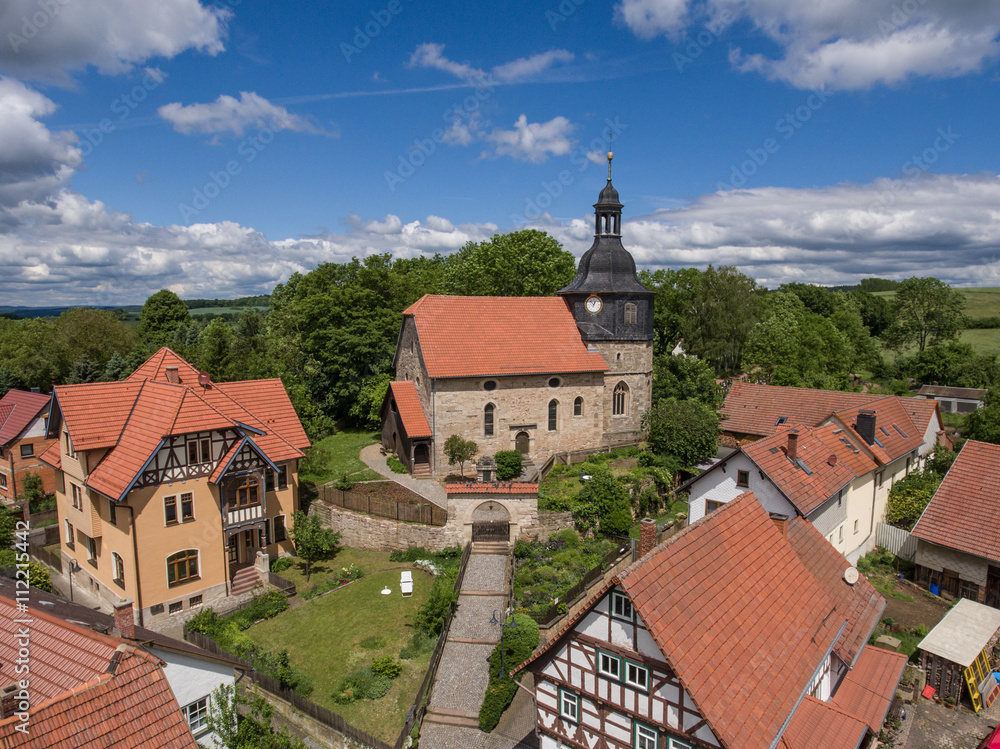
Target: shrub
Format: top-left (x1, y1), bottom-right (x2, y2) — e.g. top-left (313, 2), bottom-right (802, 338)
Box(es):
top-left (387, 456), bottom-right (407, 474)
top-left (332, 472), bottom-right (355, 491)
top-left (270, 557), bottom-right (294, 573)
top-left (414, 571), bottom-right (458, 636)
top-left (332, 667), bottom-right (392, 704)
top-left (513, 539), bottom-right (535, 559)
top-left (371, 655), bottom-right (402, 679)
top-left (399, 631), bottom-right (433, 660)
top-left (229, 591), bottom-right (288, 630)
top-left (553, 528), bottom-right (580, 548)
top-left (0, 550), bottom-right (52, 592)
top-left (495, 451), bottom-right (523, 481)
top-left (390, 546), bottom-right (430, 562)
top-left (479, 614), bottom-right (540, 732)
top-left (360, 635), bottom-right (386, 650)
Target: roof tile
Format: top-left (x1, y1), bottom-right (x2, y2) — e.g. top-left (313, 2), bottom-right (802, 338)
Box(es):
top-left (0, 390), bottom-right (50, 445)
top-left (388, 381), bottom-right (432, 438)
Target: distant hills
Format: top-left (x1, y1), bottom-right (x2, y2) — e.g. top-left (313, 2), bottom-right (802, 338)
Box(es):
top-left (1, 295), bottom-right (269, 320)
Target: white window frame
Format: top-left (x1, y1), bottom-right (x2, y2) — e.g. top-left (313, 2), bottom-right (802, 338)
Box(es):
top-left (273, 514), bottom-right (287, 543)
top-left (0, 473), bottom-right (6, 489)
top-left (634, 722), bottom-right (658, 749)
top-left (558, 688), bottom-right (579, 723)
top-left (112, 552), bottom-right (125, 587)
top-left (598, 650), bottom-right (621, 680)
top-left (611, 591), bottom-right (633, 622)
top-left (625, 661), bottom-right (649, 692)
top-left (183, 696), bottom-right (210, 736)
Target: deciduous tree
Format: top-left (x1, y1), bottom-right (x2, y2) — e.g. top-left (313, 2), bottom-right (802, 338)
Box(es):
top-left (444, 434), bottom-right (478, 477)
top-left (883, 277), bottom-right (966, 352)
top-left (443, 230), bottom-right (576, 297)
top-left (643, 397), bottom-right (719, 466)
top-left (289, 510), bottom-right (341, 582)
top-left (138, 290), bottom-right (191, 347)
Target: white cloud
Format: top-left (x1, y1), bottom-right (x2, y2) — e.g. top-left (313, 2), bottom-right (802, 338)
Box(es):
top-left (483, 114), bottom-right (575, 163)
top-left (408, 43), bottom-right (574, 84)
top-left (619, 0), bottom-right (1000, 90)
top-left (158, 92), bottom-right (331, 138)
top-left (0, 0), bottom-right (228, 83)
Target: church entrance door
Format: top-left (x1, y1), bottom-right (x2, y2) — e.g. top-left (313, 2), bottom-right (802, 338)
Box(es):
top-left (413, 444), bottom-right (430, 473)
top-left (515, 431), bottom-right (529, 455)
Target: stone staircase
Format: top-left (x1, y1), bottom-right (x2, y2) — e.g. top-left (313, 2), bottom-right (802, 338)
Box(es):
top-left (412, 461), bottom-right (432, 479)
top-left (472, 541), bottom-right (511, 555)
top-left (230, 565), bottom-right (261, 596)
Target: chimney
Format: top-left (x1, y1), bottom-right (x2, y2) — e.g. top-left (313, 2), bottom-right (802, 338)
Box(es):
top-left (770, 513), bottom-right (789, 538)
top-left (0, 683), bottom-right (20, 719)
top-left (639, 518), bottom-right (657, 558)
top-left (113, 598), bottom-right (136, 640)
top-left (787, 431), bottom-right (798, 461)
top-left (164, 366), bottom-right (179, 385)
top-left (856, 410), bottom-right (876, 445)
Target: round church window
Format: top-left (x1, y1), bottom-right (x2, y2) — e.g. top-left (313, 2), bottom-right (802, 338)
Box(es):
top-left (483, 380), bottom-right (497, 391)
top-left (548, 377), bottom-right (561, 388)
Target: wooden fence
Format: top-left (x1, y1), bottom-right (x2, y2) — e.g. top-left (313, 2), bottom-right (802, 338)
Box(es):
top-left (877, 522), bottom-right (918, 562)
top-left (267, 571), bottom-right (296, 597)
top-left (28, 541), bottom-right (62, 573)
top-left (318, 484), bottom-right (447, 526)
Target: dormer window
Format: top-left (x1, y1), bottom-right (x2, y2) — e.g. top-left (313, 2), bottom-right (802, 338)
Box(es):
top-left (187, 436), bottom-right (212, 465)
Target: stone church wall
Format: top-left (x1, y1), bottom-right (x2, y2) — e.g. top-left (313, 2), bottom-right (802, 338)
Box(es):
top-left (394, 317), bottom-right (431, 406)
top-left (594, 340), bottom-right (653, 443)
top-left (430, 371), bottom-right (606, 475)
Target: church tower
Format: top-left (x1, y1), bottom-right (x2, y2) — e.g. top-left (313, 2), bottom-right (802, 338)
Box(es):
top-left (557, 154), bottom-right (654, 445)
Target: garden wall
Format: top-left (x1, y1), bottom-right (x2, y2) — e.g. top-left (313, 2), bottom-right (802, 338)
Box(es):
top-left (528, 511), bottom-right (575, 540)
top-left (310, 501), bottom-right (460, 551)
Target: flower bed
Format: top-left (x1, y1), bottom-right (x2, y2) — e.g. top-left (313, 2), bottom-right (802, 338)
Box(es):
top-left (512, 530), bottom-right (613, 619)
top-left (301, 563), bottom-right (364, 600)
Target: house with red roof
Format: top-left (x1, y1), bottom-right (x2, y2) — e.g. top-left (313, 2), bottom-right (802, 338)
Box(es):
top-left (516, 492), bottom-right (905, 749)
top-left (689, 384), bottom-right (946, 562)
top-left (912, 440), bottom-right (1000, 607)
top-left (38, 348), bottom-right (310, 627)
top-left (382, 169), bottom-right (654, 489)
top-left (0, 592), bottom-right (199, 748)
top-left (0, 388), bottom-right (56, 505)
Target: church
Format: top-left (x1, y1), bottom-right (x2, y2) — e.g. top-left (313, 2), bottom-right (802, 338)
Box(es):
top-left (380, 156), bottom-right (654, 478)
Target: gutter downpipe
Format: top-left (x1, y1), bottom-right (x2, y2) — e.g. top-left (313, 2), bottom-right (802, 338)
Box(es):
top-left (123, 503), bottom-right (144, 628)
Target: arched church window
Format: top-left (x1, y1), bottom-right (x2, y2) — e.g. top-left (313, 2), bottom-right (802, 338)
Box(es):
top-left (548, 400), bottom-right (558, 431)
top-left (574, 397), bottom-right (583, 416)
top-left (484, 404), bottom-right (494, 436)
top-left (624, 302), bottom-right (637, 325)
top-left (613, 382), bottom-right (629, 416)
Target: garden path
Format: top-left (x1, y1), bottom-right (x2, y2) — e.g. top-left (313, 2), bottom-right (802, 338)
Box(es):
top-left (420, 545), bottom-right (538, 749)
top-left (358, 443), bottom-right (448, 510)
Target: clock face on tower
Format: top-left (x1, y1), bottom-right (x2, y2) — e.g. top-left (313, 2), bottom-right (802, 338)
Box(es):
top-left (585, 295), bottom-right (603, 314)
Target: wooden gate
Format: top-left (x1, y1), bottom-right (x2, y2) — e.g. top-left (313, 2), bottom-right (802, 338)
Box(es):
top-left (472, 520), bottom-right (509, 542)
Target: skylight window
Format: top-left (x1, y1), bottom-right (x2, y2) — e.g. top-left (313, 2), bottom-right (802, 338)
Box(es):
top-left (880, 427), bottom-right (890, 436)
top-left (874, 438), bottom-right (884, 448)
top-left (776, 417), bottom-right (788, 425)
top-left (893, 424), bottom-right (909, 438)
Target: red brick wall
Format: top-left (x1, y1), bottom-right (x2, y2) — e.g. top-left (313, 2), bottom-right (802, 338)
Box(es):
top-left (0, 436), bottom-right (57, 503)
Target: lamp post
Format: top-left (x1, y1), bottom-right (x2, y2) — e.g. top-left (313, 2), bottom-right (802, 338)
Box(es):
top-left (490, 609), bottom-right (518, 679)
top-left (68, 560), bottom-right (80, 603)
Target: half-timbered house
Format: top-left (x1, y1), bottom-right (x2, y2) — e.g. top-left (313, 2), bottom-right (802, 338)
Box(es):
top-left (516, 491), bottom-right (907, 749)
top-left (38, 348), bottom-right (310, 627)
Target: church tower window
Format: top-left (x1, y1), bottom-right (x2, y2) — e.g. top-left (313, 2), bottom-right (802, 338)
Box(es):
top-left (624, 302), bottom-right (637, 325)
top-left (613, 382), bottom-right (629, 416)
top-left (548, 400), bottom-right (558, 431)
top-left (484, 404), bottom-right (494, 436)
top-left (574, 397), bottom-right (583, 416)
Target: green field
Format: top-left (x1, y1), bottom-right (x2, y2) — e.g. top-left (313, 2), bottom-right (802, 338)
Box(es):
top-left (187, 305), bottom-right (268, 316)
top-left (874, 287), bottom-right (1000, 319)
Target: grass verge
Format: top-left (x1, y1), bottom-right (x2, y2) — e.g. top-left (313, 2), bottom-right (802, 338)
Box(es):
top-left (300, 429), bottom-right (381, 487)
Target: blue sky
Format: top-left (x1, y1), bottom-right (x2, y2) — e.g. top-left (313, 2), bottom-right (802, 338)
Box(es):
top-left (2, 0), bottom-right (1000, 305)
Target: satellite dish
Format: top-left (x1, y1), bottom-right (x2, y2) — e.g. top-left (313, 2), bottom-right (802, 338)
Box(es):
top-left (844, 567), bottom-right (859, 585)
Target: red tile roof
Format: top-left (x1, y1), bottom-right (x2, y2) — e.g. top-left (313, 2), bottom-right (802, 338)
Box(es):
top-left (831, 646), bottom-right (908, 733)
top-left (446, 482), bottom-right (539, 494)
top-left (780, 696), bottom-right (868, 749)
top-left (49, 348), bottom-right (310, 501)
top-left (786, 517), bottom-right (885, 667)
top-left (828, 398), bottom-right (924, 462)
top-left (388, 381), bottom-right (432, 438)
top-left (401, 295), bottom-right (608, 378)
top-left (615, 492), bottom-right (846, 749)
top-left (0, 594), bottom-right (197, 749)
top-left (0, 389), bottom-right (50, 446)
top-left (721, 382), bottom-right (880, 438)
top-left (744, 425), bottom-right (864, 516)
top-left (912, 440), bottom-right (1000, 564)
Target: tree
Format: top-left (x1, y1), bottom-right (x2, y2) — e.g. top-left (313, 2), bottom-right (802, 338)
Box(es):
top-left (103, 352), bottom-right (128, 381)
top-left (289, 510), bottom-right (340, 581)
top-left (19, 473), bottom-right (54, 513)
top-left (0, 505), bottom-right (17, 550)
top-left (67, 356), bottom-right (100, 384)
top-left (55, 307), bottom-right (137, 372)
top-left (638, 267), bottom-right (701, 357)
top-left (349, 373), bottom-right (392, 429)
top-left (444, 435), bottom-right (478, 476)
top-left (0, 550), bottom-right (51, 592)
top-left (138, 290), bottom-right (191, 347)
top-left (206, 684), bottom-right (307, 749)
top-left (198, 318), bottom-right (236, 379)
top-left (966, 398), bottom-right (1000, 445)
top-left (643, 397), bottom-right (719, 466)
top-left (652, 353), bottom-right (722, 408)
top-left (577, 465), bottom-right (633, 537)
top-left (883, 277), bottom-right (966, 352)
top-left (885, 470), bottom-right (941, 530)
top-left (443, 230), bottom-right (576, 297)
top-left (681, 265), bottom-right (761, 375)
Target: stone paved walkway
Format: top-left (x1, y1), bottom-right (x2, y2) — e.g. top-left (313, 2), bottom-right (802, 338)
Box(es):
top-left (900, 692), bottom-right (1000, 749)
top-left (358, 443), bottom-right (448, 510)
top-left (421, 549), bottom-right (539, 749)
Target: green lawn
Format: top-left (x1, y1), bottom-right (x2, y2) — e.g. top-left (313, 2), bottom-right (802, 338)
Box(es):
top-left (880, 328), bottom-right (1000, 364)
top-left (301, 429), bottom-right (381, 487)
top-left (875, 287), bottom-right (1000, 320)
top-left (248, 548), bottom-right (434, 742)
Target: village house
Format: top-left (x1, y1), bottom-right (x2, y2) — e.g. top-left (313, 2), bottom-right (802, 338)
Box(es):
top-left (916, 384), bottom-right (987, 414)
top-left (911, 440), bottom-right (1000, 607)
top-left (0, 388), bottom-right (56, 505)
top-left (38, 348), bottom-right (309, 627)
top-left (381, 161), bottom-right (654, 478)
top-left (0, 591), bottom-right (199, 748)
top-left (516, 492), bottom-right (906, 749)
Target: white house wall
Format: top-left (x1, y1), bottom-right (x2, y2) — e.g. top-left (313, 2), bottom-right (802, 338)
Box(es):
top-left (153, 647), bottom-right (235, 747)
top-left (686, 452), bottom-right (797, 524)
top-left (18, 413), bottom-right (47, 440)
